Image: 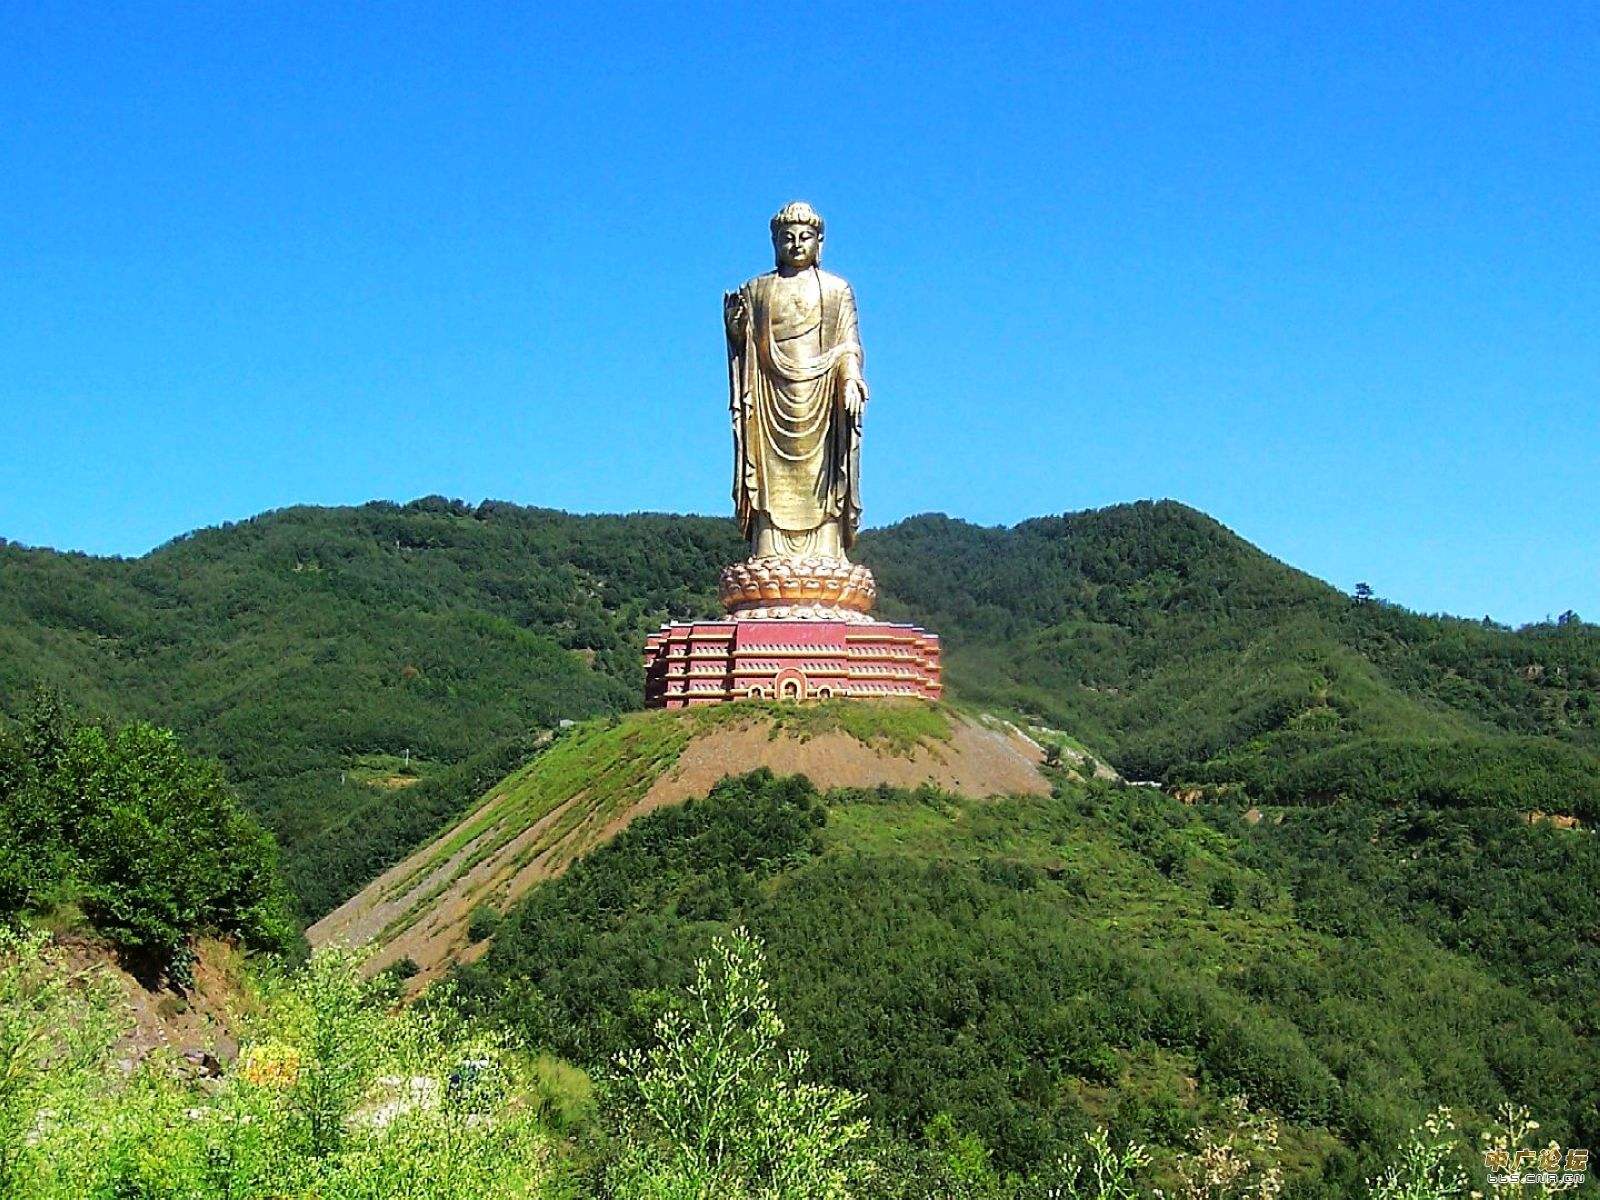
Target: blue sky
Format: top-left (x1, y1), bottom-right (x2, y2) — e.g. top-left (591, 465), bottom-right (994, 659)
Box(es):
top-left (1, 3), bottom-right (1595, 625)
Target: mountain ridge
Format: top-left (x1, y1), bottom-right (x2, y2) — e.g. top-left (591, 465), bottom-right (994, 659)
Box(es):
top-left (2, 497), bottom-right (1596, 920)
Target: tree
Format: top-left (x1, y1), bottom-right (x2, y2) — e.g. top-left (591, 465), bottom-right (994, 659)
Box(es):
top-left (1354, 582), bottom-right (1375, 604)
top-left (0, 699), bottom-right (297, 971)
top-left (600, 928), bottom-right (873, 1199)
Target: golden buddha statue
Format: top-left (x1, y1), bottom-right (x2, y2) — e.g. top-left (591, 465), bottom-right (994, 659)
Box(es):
top-left (719, 202), bottom-right (877, 621)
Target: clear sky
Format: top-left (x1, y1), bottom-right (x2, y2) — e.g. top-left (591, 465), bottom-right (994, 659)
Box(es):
top-left (2, 4), bottom-right (1595, 626)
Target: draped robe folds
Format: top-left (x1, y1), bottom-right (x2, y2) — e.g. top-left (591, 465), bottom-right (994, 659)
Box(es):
top-left (728, 267), bottom-right (865, 557)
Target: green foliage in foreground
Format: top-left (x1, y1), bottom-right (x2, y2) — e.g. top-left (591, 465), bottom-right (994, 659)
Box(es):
top-left (458, 769), bottom-right (1600, 1195)
top-left (4, 924), bottom-right (1582, 1200)
top-left (5, 929), bottom-right (562, 1199)
top-left (0, 926), bottom-right (124, 1194)
top-left (599, 926), bottom-right (874, 1198)
top-left (0, 695), bottom-right (296, 966)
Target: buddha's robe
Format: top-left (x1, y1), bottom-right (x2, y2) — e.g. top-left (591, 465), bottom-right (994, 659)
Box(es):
top-left (727, 265), bottom-right (865, 559)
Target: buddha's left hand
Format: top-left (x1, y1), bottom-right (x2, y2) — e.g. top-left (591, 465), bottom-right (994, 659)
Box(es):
top-left (843, 379), bottom-right (868, 420)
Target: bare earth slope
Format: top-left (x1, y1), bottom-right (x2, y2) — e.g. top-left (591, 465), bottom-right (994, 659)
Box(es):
top-left (53, 935), bottom-right (251, 1070)
top-left (308, 703), bottom-right (1046, 982)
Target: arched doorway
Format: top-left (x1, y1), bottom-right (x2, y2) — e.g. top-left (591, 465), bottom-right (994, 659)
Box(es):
top-left (773, 667), bottom-right (807, 701)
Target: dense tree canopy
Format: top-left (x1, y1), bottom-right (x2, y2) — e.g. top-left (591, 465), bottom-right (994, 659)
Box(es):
top-left (0, 695), bottom-right (296, 966)
top-left (4, 499), bottom-right (1595, 920)
top-left (456, 769), bottom-right (1600, 1193)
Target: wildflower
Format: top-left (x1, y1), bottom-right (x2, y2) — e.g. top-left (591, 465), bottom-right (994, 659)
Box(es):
top-left (237, 1041), bottom-right (304, 1090)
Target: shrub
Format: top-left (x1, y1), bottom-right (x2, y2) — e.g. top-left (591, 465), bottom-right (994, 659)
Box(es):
top-left (599, 927), bottom-right (873, 1198)
top-left (468, 904), bottom-right (502, 943)
top-left (0, 927), bottom-right (123, 1195)
top-left (1365, 1106), bottom-right (1471, 1199)
top-left (0, 696), bottom-right (297, 967)
top-left (15, 945), bottom-right (558, 1199)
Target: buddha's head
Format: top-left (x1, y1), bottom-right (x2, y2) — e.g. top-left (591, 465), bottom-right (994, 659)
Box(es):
top-left (770, 201), bottom-right (824, 270)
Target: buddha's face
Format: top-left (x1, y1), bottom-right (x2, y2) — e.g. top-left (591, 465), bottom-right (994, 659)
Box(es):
top-left (773, 222), bottom-right (821, 270)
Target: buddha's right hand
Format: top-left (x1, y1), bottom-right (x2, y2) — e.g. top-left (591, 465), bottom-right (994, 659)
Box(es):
top-left (724, 291), bottom-right (749, 337)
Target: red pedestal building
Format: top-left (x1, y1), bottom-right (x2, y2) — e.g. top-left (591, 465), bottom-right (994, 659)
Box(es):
top-left (643, 618), bottom-right (941, 708)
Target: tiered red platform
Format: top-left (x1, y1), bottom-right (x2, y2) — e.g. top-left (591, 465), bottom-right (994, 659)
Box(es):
top-left (643, 619), bottom-right (941, 708)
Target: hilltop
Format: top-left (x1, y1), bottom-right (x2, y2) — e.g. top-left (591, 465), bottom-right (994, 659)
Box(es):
top-left (308, 702), bottom-right (1049, 982)
top-left (2, 496), bottom-right (1597, 922)
top-left (299, 692), bottom-right (1598, 1187)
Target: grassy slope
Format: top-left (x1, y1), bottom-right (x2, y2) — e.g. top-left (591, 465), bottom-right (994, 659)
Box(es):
top-left (380, 700), bottom-right (954, 926)
top-left (311, 701), bottom-right (962, 969)
top-left (353, 711), bottom-right (702, 959)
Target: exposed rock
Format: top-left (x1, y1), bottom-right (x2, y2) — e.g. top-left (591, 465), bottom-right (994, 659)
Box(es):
top-left (1526, 810), bottom-right (1584, 831)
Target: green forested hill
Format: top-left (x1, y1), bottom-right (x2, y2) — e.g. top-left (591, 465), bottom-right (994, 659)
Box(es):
top-left (455, 767), bottom-right (1600, 1193)
top-left (865, 506), bottom-right (1599, 783)
top-left (5, 498), bottom-right (1599, 1195)
top-left (2, 497), bottom-right (1596, 918)
top-left (0, 499), bottom-right (742, 911)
